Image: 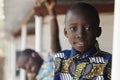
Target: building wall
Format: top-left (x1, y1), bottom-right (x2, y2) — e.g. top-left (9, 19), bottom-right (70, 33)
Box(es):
top-left (16, 13), bottom-right (114, 54)
top-left (98, 13), bottom-right (113, 53)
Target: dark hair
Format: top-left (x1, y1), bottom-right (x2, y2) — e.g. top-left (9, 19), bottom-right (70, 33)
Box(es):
top-left (22, 49), bottom-right (35, 56)
top-left (65, 2), bottom-right (100, 26)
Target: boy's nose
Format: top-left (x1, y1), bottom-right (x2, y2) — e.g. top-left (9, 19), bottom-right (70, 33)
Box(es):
top-left (76, 27), bottom-right (85, 38)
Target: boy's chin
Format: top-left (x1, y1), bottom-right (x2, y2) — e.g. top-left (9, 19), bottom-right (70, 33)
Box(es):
top-left (75, 47), bottom-right (87, 53)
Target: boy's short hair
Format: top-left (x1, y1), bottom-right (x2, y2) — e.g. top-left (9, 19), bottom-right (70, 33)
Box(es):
top-left (65, 2), bottom-right (100, 27)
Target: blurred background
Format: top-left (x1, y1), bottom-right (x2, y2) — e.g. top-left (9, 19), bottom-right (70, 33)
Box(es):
top-left (0, 0), bottom-right (114, 80)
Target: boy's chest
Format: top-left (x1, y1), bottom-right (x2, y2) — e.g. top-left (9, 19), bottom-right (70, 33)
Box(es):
top-left (60, 56), bottom-right (108, 80)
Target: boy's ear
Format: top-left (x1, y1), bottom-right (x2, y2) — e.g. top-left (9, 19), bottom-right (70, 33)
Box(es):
top-left (96, 27), bottom-right (102, 37)
top-left (64, 28), bottom-right (68, 38)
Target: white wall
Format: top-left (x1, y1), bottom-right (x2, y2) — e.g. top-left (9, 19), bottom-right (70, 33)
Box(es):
top-left (98, 13), bottom-right (113, 53)
top-left (16, 13), bottom-right (114, 54)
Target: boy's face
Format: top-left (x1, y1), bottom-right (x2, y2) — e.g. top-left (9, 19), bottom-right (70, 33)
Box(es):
top-left (64, 10), bottom-right (101, 53)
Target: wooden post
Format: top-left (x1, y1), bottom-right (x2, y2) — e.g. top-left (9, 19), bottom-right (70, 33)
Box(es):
top-left (20, 25), bottom-right (27, 80)
top-left (11, 37), bottom-right (16, 80)
top-left (34, 6), bottom-right (43, 56)
top-left (35, 15), bottom-right (43, 55)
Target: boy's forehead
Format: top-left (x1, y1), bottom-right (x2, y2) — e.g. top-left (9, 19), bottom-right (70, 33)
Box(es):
top-left (66, 10), bottom-right (84, 19)
top-left (65, 4), bottom-right (100, 26)
top-left (66, 9), bottom-right (93, 19)
top-left (65, 10), bottom-right (98, 26)
top-left (66, 11), bottom-right (92, 23)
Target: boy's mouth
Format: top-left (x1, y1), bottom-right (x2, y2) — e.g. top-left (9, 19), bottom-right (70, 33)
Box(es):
top-left (74, 42), bottom-right (86, 47)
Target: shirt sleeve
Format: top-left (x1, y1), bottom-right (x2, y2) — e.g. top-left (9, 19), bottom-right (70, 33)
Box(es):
top-left (54, 52), bottom-right (63, 80)
top-left (103, 58), bottom-right (112, 80)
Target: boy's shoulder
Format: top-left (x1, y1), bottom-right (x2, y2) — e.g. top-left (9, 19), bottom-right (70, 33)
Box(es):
top-left (54, 50), bottom-right (71, 60)
top-left (54, 50), bottom-right (71, 73)
top-left (54, 50), bottom-right (112, 60)
top-left (100, 51), bottom-right (112, 60)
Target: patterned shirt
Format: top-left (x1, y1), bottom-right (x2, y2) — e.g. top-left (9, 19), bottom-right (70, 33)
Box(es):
top-left (54, 46), bottom-right (112, 80)
top-left (36, 52), bottom-right (54, 80)
top-left (36, 62), bottom-right (54, 80)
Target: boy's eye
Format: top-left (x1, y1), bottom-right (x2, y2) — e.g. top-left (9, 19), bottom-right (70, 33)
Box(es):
top-left (84, 25), bottom-right (91, 31)
top-left (85, 27), bottom-right (89, 31)
top-left (70, 26), bottom-right (77, 31)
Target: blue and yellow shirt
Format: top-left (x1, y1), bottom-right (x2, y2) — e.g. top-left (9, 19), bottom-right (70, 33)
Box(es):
top-left (54, 46), bottom-right (112, 80)
top-left (36, 53), bottom-right (54, 80)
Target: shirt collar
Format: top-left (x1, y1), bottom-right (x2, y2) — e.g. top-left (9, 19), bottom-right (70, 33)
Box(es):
top-left (69, 47), bottom-right (78, 58)
top-left (70, 47), bottom-right (97, 58)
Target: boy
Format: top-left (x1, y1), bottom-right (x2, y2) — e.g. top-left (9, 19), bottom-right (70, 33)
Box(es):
top-left (54, 2), bottom-right (112, 80)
